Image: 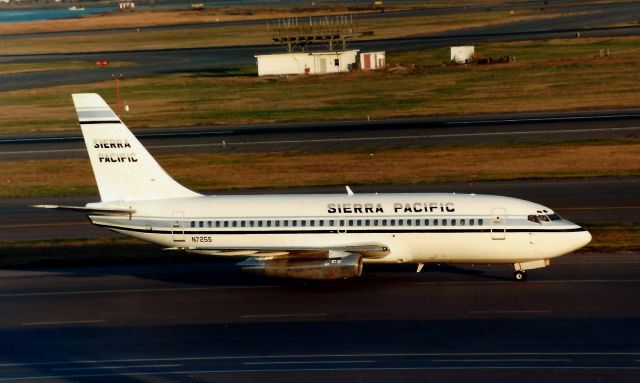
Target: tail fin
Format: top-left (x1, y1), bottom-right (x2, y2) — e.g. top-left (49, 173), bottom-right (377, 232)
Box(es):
top-left (72, 93), bottom-right (202, 202)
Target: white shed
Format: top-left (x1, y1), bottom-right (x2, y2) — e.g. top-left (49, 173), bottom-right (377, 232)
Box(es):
top-left (255, 50), bottom-right (359, 77)
top-left (450, 46), bottom-right (475, 64)
top-left (359, 51), bottom-right (386, 70)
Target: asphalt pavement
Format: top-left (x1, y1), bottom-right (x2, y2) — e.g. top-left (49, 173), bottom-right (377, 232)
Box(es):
top-left (0, 252), bottom-right (638, 382)
top-left (2, 110), bottom-right (640, 160)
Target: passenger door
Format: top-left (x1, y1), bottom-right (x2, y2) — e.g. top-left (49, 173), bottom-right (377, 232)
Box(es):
top-left (490, 208), bottom-right (506, 240)
top-left (171, 211), bottom-right (185, 243)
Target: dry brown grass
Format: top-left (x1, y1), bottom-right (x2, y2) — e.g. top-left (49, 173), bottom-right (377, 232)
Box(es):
top-left (2, 142), bottom-right (638, 198)
top-left (0, 6), bottom-right (403, 35)
top-left (584, 224), bottom-right (640, 252)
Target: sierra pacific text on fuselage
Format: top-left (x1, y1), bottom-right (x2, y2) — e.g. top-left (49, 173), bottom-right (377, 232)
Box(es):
top-left (327, 202), bottom-right (455, 214)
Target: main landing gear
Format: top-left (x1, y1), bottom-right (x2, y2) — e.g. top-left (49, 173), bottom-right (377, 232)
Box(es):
top-left (513, 270), bottom-right (528, 282)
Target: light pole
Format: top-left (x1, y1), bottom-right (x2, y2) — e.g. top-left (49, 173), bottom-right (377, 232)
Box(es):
top-left (112, 73), bottom-right (123, 116)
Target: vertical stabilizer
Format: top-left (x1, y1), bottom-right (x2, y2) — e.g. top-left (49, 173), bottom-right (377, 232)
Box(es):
top-left (72, 93), bottom-right (202, 202)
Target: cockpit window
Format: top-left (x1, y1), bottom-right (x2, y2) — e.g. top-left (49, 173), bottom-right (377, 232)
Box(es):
top-left (529, 213), bottom-right (560, 224)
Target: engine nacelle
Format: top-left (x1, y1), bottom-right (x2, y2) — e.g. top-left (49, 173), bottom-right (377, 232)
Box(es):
top-left (240, 253), bottom-right (363, 280)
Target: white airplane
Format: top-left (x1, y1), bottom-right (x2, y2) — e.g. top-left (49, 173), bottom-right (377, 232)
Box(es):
top-left (37, 94), bottom-right (591, 281)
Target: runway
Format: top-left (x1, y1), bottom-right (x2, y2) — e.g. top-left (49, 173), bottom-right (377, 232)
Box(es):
top-left (2, 177), bottom-right (638, 242)
top-left (2, 111), bottom-right (640, 160)
top-left (0, 252), bottom-right (638, 382)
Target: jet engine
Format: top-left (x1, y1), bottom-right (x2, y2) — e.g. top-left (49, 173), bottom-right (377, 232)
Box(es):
top-left (239, 253), bottom-right (363, 280)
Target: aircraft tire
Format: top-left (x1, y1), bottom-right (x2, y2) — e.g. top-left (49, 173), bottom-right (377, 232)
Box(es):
top-left (514, 270), bottom-right (528, 282)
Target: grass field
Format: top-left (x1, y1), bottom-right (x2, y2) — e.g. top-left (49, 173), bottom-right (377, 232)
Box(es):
top-left (1, 36), bottom-right (640, 134)
top-left (2, 140), bottom-right (638, 198)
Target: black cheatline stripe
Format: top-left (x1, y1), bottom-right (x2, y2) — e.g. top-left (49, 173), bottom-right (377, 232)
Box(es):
top-left (94, 223), bottom-right (586, 235)
top-left (78, 120), bottom-right (122, 125)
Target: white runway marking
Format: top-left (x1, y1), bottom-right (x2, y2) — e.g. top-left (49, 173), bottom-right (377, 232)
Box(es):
top-left (432, 358), bottom-right (572, 362)
top-left (0, 286), bottom-right (277, 299)
top-left (467, 310), bottom-right (551, 314)
top-left (1, 366), bottom-right (640, 382)
top-left (1, 352), bottom-right (637, 368)
top-left (21, 320), bottom-right (105, 326)
top-left (1, 279), bottom-right (639, 299)
top-left (244, 360), bottom-right (375, 365)
top-left (52, 364), bottom-right (182, 371)
top-left (241, 313), bottom-right (327, 319)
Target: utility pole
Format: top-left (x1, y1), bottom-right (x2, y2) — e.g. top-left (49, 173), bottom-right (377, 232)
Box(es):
top-left (112, 73), bottom-right (123, 116)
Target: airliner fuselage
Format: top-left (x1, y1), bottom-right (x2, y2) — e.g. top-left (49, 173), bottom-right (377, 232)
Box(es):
top-left (37, 94), bottom-right (592, 281)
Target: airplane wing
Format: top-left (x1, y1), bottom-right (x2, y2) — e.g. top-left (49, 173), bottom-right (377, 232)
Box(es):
top-left (33, 205), bottom-right (135, 215)
top-left (165, 243), bottom-right (390, 259)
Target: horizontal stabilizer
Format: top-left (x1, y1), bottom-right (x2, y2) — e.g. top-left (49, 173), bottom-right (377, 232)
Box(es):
top-left (33, 204), bottom-right (135, 215)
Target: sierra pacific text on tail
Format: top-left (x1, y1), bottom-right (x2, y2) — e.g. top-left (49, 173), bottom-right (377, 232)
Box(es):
top-left (36, 94), bottom-right (592, 281)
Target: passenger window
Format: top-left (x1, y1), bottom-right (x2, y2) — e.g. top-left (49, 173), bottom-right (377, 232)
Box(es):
top-left (310, 220), bottom-right (314, 227)
top-left (258, 221), bottom-right (262, 227)
top-left (374, 220), bottom-right (379, 226)
top-left (284, 220), bottom-right (289, 227)
top-left (190, 221), bottom-right (195, 228)
top-left (349, 220), bottom-right (354, 226)
top-left (451, 219), bottom-right (456, 226)
top-left (399, 219), bottom-right (403, 226)
top-left (340, 220), bottom-right (345, 226)
top-left (469, 219), bottom-right (474, 226)
top-left (442, 219), bottom-right (447, 226)
top-left (478, 219), bottom-right (484, 225)
top-left (241, 221), bottom-right (245, 227)
top-left (199, 221), bottom-right (204, 228)
top-left (433, 219), bottom-right (438, 226)
top-left (292, 220), bottom-right (297, 227)
top-left (390, 220), bottom-right (396, 226)
top-left (301, 220), bottom-right (306, 227)
top-left (423, 219), bottom-right (428, 226)
top-left (207, 221), bottom-right (212, 228)
top-left (275, 221), bottom-right (280, 227)
top-left (365, 219), bottom-right (370, 226)
top-left (357, 220), bottom-right (362, 226)
top-left (224, 221), bottom-right (229, 227)
top-left (215, 221), bottom-right (220, 228)
top-left (460, 219), bottom-right (465, 226)
top-left (267, 221), bottom-right (271, 227)
top-left (382, 219), bottom-right (387, 226)
top-left (232, 221), bottom-right (238, 227)
top-left (329, 220), bottom-right (334, 226)
top-left (319, 220), bottom-right (324, 227)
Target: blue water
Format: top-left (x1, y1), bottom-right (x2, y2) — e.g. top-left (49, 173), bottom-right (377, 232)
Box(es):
top-left (0, 0), bottom-right (362, 24)
top-left (0, 7), bottom-right (114, 23)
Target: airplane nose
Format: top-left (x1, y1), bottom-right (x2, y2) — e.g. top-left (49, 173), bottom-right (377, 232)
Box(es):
top-left (580, 229), bottom-right (593, 247)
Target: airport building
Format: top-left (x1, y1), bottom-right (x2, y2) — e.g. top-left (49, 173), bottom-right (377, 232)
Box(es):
top-left (255, 50), bottom-right (359, 76)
